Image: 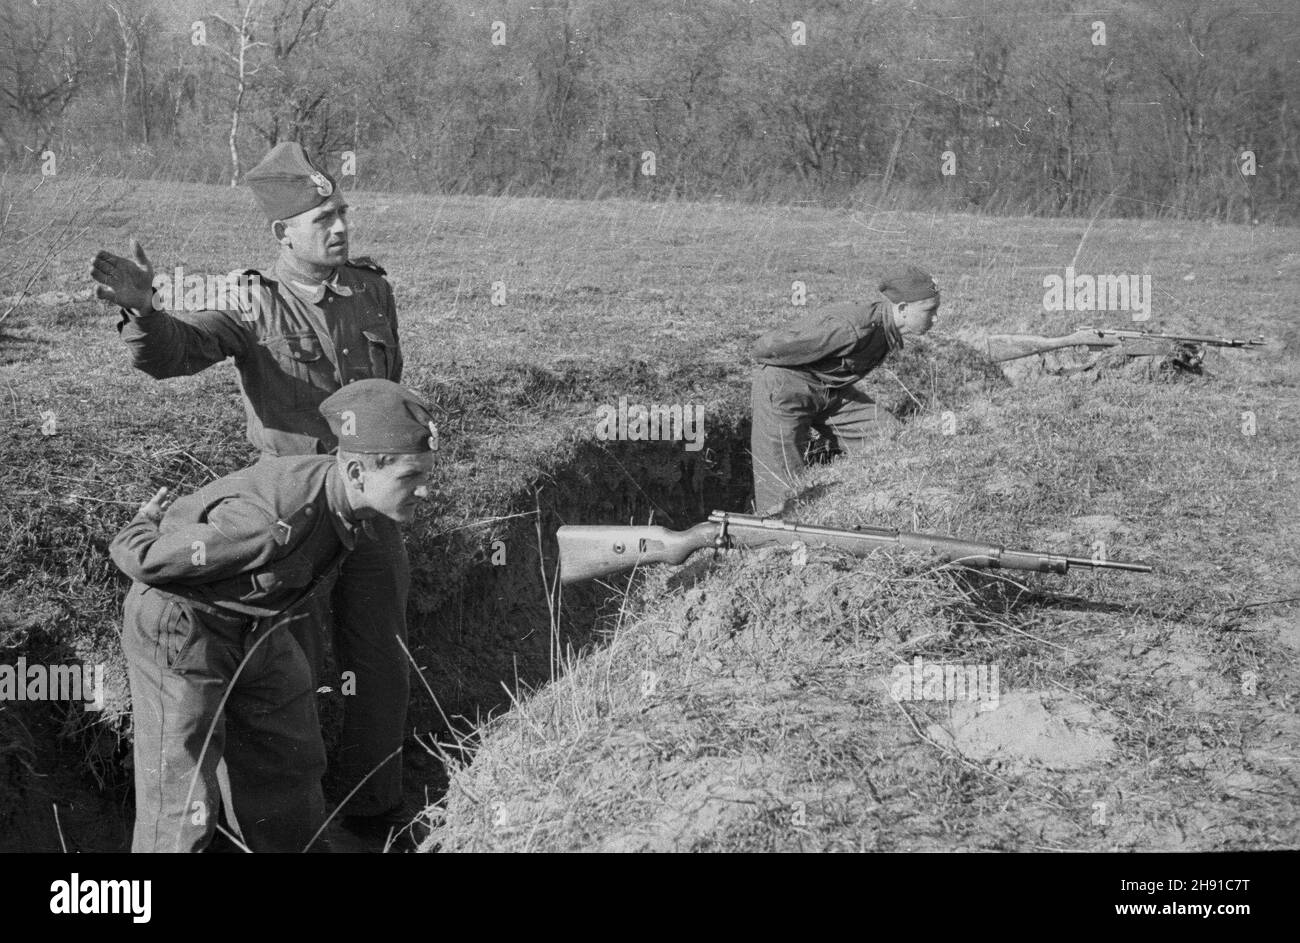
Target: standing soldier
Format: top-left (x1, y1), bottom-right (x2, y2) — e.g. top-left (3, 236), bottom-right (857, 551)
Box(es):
top-left (110, 380), bottom-right (438, 853)
top-left (749, 265), bottom-right (940, 515)
top-left (90, 143), bottom-right (414, 844)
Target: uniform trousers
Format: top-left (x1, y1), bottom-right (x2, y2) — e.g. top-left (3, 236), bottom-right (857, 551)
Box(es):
top-left (750, 364), bottom-right (896, 515)
top-left (122, 583), bottom-right (327, 852)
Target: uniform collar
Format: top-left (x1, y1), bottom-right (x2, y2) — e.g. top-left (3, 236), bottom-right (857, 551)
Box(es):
top-left (875, 298), bottom-right (905, 352)
top-left (325, 463), bottom-right (367, 549)
top-left (275, 255), bottom-right (353, 305)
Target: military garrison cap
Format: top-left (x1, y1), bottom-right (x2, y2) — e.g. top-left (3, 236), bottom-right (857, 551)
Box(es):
top-left (320, 379), bottom-right (437, 454)
top-left (245, 142), bottom-right (338, 222)
top-left (879, 265), bottom-right (939, 304)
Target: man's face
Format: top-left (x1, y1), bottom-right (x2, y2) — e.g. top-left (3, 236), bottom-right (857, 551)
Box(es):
top-left (279, 193), bottom-right (350, 268)
top-left (893, 296), bottom-right (940, 336)
top-left (354, 453), bottom-right (434, 524)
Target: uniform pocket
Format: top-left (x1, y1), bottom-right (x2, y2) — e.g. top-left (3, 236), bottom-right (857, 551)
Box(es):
top-left (159, 600), bottom-right (200, 670)
top-left (768, 368), bottom-right (821, 416)
top-left (261, 332), bottom-right (328, 409)
top-left (361, 328), bottom-right (395, 380)
top-left (264, 332), bottom-right (324, 365)
top-left (244, 549), bottom-right (315, 601)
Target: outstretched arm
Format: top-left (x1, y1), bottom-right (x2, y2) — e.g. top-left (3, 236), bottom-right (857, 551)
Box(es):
top-left (90, 239), bottom-right (251, 378)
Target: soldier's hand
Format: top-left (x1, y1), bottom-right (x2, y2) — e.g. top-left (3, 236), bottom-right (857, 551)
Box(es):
top-left (138, 486), bottom-right (174, 524)
top-left (91, 239), bottom-right (156, 314)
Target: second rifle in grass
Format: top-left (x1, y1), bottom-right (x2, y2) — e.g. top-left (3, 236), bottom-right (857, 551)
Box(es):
top-left (980, 326), bottom-right (1264, 364)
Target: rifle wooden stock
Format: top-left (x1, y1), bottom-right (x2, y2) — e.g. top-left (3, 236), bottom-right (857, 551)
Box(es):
top-left (555, 522), bottom-right (723, 583)
top-left (981, 330), bottom-right (1122, 362)
top-left (556, 512), bottom-right (1152, 584)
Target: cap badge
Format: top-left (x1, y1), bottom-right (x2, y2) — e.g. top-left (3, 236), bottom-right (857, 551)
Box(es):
top-left (309, 170), bottom-right (333, 197)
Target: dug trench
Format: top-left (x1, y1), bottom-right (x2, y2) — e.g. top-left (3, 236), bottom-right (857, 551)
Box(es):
top-left (327, 413), bottom-right (758, 824)
top-left (325, 335), bottom-right (1009, 830)
top-left (0, 369), bottom-right (755, 852)
top-left (0, 340), bottom-right (1005, 852)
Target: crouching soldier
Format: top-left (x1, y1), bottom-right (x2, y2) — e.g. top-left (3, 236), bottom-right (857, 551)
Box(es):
top-left (749, 265), bottom-right (941, 516)
top-left (110, 379), bottom-right (437, 853)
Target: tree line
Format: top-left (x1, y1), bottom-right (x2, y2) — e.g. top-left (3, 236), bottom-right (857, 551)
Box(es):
top-left (1, 0), bottom-right (1295, 221)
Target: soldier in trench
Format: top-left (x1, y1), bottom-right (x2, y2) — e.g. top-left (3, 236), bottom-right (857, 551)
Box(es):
top-left (749, 265), bottom-right (940, 516)
top-left (90, 142), bottom-right (416, 847)
top-left (109, 381), bottom-right (437, 852)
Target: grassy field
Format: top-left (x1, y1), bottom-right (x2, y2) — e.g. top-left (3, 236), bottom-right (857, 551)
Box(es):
top-left (0, 171), bottom-right (1296, 852)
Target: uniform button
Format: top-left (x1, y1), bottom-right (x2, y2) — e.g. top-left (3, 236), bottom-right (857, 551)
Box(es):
top-left (304, 507), bottom-right (314, 517)
top-left (342, 348), bottom-right (349, 355)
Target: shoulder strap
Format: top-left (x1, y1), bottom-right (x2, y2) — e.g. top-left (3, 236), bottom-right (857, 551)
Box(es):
top-left (345, 257), bottom-right (387, 277)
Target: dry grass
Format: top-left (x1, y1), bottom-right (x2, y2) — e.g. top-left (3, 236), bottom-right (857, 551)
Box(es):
top-left (425, 363), bottom-right (1299, 852)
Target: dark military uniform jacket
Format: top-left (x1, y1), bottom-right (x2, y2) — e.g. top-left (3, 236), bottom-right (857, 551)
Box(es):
top-left (753, 300), bottom-right (903, 389)
top-left (118, 256), bottom-right (402, 457)
top-left (110, 455), bottom-right (366, 619)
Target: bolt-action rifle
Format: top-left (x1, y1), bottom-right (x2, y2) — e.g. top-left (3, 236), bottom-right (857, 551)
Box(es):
top-left (981, 326), bottom-right (1265, 363)
top-left (556, 511), bottom-right (1152, 584)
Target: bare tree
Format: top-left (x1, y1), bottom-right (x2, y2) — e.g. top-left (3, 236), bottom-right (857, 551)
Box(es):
top-left (258, 0), bottom-right (338, 147)
top-left (0, 0), bottom-right (104, 157)
top-left (200, 0), bottom-right (342, 184)
top-left (205, 0), bottom-right (269, 186)
top-left (106, 0), bottom-right (158, 143)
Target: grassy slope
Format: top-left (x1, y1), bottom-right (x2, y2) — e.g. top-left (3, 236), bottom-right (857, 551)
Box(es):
top-left (427, 375), bottom-right (1300, 851)
top-left (1, 173), bottom-right (1297, 851)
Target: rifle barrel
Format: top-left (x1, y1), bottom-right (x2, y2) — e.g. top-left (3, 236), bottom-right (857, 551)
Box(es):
top-left (712, 512), bottom-right (1152, 574)
top-left (1076, 327), bottom-right (1264, 348)
top-left (1064, 556), bottom-right (1153, 573)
